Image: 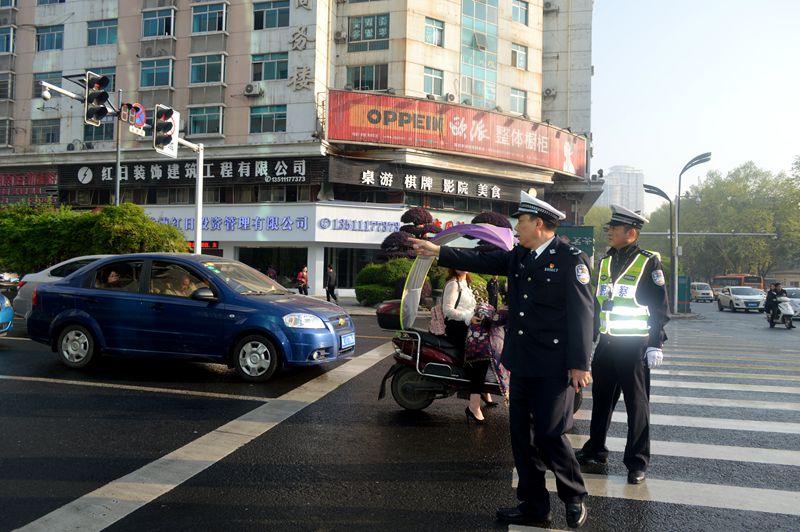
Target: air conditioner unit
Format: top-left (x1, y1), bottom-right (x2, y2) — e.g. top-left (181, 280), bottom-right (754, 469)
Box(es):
top-left (244, 83), bottom-right (263, 97)
top-left (445, 93), bottom-right (455, 102)
top-left (544, 1), bottom-right (559, 12)
top-left (543, 88), bottom-right (557, 97)
top-left (336, 0), bottom-right (346, 3)
top-left (66, 143), bottom-right (75, 151)
top-left (334, 30), bottom-right (347, 43)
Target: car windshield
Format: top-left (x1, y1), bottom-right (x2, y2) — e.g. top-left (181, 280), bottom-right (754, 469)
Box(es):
top-left (785, 288), bottom-right (800, 298)
top-left (731, 287), bottom-right (760, 295)
top-left (695, 283), bottom-right (711, 290)
top-left (201, 261), bottom-right (289, 295)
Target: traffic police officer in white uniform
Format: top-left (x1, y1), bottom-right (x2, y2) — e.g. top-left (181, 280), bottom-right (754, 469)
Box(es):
top-left (576, 205), bottom-right (670, 484)
top-left (410, 191), bottom-right (593, 529)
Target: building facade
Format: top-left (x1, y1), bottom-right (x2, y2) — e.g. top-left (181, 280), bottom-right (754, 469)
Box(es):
top-left (0, 0), bottom-right (598, 296)
top-left (595, 165), bottom-right (645, 213)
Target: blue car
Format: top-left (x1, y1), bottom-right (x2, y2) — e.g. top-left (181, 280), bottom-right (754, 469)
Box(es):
top-left (0, 294), bottom-right (13, 336)
top-left (27, 254), bottom-right (356, 381)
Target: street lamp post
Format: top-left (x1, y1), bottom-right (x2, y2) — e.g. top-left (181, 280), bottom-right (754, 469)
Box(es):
top-left (675, 152), bottom-right (711, 312)
top-left (643, 183), bottom-right (674, 311)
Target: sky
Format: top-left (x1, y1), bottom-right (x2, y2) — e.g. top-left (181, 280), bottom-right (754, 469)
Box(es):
top-left (591, 0), bottom-right (800, 213)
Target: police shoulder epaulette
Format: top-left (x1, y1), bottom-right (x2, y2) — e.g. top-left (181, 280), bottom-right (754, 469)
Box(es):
top-left (569, 246), bottom-right (581, 255)
top-left (640, 250), bottom-right (655, 258)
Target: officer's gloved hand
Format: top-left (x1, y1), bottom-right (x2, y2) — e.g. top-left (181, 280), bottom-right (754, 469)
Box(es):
top-left (644, 347), bottom-right (663, 368)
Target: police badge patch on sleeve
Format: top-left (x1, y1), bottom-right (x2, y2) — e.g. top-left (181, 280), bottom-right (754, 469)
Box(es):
top-left (652, 269), bottom-right (666, 286)
top-left (576, 264), bottom-right (590, 285)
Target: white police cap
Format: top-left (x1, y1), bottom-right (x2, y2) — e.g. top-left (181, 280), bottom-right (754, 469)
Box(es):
top-left (512, 190), bottom-right (566, 221)
top-left (609, 204), bottom-right (649, 228)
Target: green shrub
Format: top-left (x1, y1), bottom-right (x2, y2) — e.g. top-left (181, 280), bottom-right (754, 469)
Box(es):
top-left (355, 263), bottom-right (384, 286)
top-left (382, 258), bottom-right (413, 285)
top-left (355, 284), bottom-right (394, 306)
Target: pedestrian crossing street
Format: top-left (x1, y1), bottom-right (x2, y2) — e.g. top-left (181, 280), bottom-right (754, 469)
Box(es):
top-left (510, 323), bottom-right (800, 531)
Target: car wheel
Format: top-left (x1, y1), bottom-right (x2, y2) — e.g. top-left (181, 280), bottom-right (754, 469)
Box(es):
top-left (233, 335), bottom-right (280, 382)
top-left (729, 302), bottom-right (736, 312)
top-left (391, 366), bottom-right (435, 410)
top-left (57, 324), bottom-right (97, 368)
top-left (717, 301), bottom-right (724, 311)
top-left (758, 309), bottom-right (765, 313)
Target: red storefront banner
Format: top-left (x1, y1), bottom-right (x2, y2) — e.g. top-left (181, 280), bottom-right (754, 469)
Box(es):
top-left (327, 90), bottom-right (586, 177)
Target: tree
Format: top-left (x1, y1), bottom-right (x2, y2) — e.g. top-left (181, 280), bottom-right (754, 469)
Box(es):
top-left (583, 206), bottom-right (612, 259)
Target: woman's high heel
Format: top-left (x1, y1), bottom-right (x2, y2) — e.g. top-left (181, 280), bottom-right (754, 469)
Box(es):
top-left (481, 394), bottom-right (499, 408)
top-left (465, 406), bottom-right (486, 425)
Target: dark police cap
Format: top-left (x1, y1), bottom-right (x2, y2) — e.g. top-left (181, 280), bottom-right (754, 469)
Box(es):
top-left (608, 204), bottom-right (649, 228)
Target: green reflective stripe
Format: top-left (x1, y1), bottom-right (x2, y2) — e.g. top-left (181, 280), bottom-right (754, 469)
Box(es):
top-left (596, 251), bottom-right (655, 337)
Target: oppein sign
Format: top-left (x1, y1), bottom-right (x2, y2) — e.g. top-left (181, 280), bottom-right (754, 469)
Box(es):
top-left (326, 90), bottom-right (587, 177)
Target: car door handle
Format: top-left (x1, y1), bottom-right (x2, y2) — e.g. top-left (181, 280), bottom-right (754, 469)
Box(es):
top-left (151, 303), bottom-right (164, 311)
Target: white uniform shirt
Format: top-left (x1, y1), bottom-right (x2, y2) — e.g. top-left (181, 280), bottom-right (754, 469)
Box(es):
top-left (442, 278), bottom-right (476, 325)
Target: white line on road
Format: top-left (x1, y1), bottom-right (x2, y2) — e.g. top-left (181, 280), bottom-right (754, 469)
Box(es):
top-left (581, 391), bottom-right (800, 411)
top-left (662, 360), bottom-right (800, 371)
top-left (573, 409), bottom-right (800, 434)
top-left (566, 434), bottom-right (800, 466)
top-left (651, 369), bottom-right (800, 382)
top-left (15, 343), bottom-right (395, 532)
top-left (650, 379), bottom-right (800, 394)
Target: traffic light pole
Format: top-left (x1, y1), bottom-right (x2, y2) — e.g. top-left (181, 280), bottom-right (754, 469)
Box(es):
top-left (175, 137), bottom-right (204, 255)
top-left (115, 89), bottom-right (122, 206)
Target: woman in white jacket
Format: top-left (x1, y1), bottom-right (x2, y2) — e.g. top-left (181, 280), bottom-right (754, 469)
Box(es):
top-left (442, 269), bottom-right (495, 423)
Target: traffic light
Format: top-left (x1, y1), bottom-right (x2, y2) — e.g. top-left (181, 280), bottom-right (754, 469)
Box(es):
top-left (83, 71), bottom-right (110, 127)
top-left (153, 103), bottom-right (180, 158)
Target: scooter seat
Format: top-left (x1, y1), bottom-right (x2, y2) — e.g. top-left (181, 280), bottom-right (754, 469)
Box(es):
top-left (409, 328), bottom-right (464, 361)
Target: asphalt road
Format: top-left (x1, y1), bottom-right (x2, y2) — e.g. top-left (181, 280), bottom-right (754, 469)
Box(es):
top-left (1, 302), bottom-right (799, 531)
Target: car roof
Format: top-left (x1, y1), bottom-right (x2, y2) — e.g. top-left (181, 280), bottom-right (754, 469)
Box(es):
top-left (95, 253), bottom-right (234, 263)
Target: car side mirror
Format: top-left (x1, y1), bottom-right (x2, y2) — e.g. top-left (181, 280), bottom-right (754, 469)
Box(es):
top-left (191, 287), bottom-right (218, 302)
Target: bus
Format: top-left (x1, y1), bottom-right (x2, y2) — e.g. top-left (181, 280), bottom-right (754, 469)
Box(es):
top-left (711, 274), bottom-right (764, 295)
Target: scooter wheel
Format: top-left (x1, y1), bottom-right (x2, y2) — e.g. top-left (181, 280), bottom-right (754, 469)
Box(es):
top-left (785, 316), bottom-right (793, 329)
top-left (391, 366), bottom-right (435, 411)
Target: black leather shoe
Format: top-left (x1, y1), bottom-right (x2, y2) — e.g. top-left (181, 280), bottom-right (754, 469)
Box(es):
top-left (627, 470), bottom-right (646, 484)
top-left (575, 448), bottom-right (608, 465)
top-left (496, 507), bottom-right (551, 526)
top-left (565, 502), bottom-right (587, 529)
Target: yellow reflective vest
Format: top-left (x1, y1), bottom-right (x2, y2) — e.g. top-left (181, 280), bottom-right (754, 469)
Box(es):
top-left (596, 251), bottom-right (659, 337)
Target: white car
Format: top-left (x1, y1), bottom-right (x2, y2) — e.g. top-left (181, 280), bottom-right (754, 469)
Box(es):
top-left (784, 287), bottom-right (800, 320)
top-left (717, 286), bottom-right (765, 313)
top-left (13, 255), bottom-right (112, 319)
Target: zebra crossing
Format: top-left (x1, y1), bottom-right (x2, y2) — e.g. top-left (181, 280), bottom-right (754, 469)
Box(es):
top-left (511, 312), bottom-right (800, 531)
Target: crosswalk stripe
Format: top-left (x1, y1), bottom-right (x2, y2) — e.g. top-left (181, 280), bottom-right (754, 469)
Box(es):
top-left (663, 360), bottom-right (800, 371)
top-left (566, 434), bottom-right (800, 466)
top-left (650, 379), bottom-right (800, 394)
top-left (545, 473), bottom-right (800, 516)
top-left (651, 369), bottom-right (800, 381)
top-left (581, 392), bottom-right (800, 411)
top-left (666, 353), bottom-right (799, 364)
top-left (574, 409), bottom-right (800, 434)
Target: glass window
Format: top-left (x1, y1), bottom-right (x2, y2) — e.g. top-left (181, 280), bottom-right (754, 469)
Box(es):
top-left (424, 17), bottom-right (444, 47)
top-left (0, 27), bottom-right (14, 53)
top-left (0, 0), bottom-right (15, 7)
top-left (348, 14), bottom-right (389, 52)
top-left (0, 118), bottom-right (12, 145)
top-left (91, 66), bottom-right (116, 92)
top-left (0, 72), bottom-right (12, 99)
top-left (143, 9), bottom-right (174, 37)
top-left (190, 54), bottom-right (223, 84)
top-left (254, 1), bottom-right (290, 30)
top-left (512, 0), bottom-right (529, 25)
top-left (51, 259), bottom-right (98, 278)
top-left (149, 261), bottom-right (206, 297)
top-left (88, 19), bottom-right (117, 46)
top-left (189, 106), bottom-right (222, 135)
top-left (511, 43), bottom-right (527, 69)
top-left (38, 0), bottom-right (64, 4)
top-left (250, 105), bottom-right (287, 133)
top-left (36, 25), bottom-right (64, 52)
top-left (510, 88), bottom-right (526, 114)
top-left (93, 261), bottom-right (143, 292)
top-left (84, 121), bottom-right (114, 142)
top-left (252, 52), bottom-right (288, 81)
top-left (33, 71), bottom-right (61, 98)
top-left (423, 67), bottom-right (443, 96)
top-left (140, 59), bottom-right (172, 88)
top-left (192, 3), bottom-right (225, 33)
top-left (346, 64), bottom-right (388, 91)
top-left (31, 119), bottom-right (60, 145)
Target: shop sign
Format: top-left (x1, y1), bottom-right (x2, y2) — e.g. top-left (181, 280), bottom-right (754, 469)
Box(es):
top-left (558, 226), bottom-right (594, 256)
top-left (0, 171), bottom-right (58, 205)
top-left (327, 90), bottom-right (587, 177)
top-left (154, 215), bottom-right (310, 232)
top-left (60, 157), bottom-right (326, 187)
top-left (318, 217), bottom-right (401, 233)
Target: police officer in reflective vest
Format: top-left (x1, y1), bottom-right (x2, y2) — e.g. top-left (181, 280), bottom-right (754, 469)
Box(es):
top-left (409, 191), bottom-right (593, 529)
top-left (576, 205), bottom-right (670, 485)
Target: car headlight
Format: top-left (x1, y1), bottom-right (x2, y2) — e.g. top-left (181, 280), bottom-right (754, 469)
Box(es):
top-left (1, 296), bottom-right (9, 309)
top-left (283, 313), bottom-right (326, 329)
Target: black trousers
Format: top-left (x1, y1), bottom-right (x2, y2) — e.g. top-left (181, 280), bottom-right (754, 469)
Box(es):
top-left (582, 335), bottom-right (650, 472)
top-left (510, 374), bottom-right (586, 517)
top-left (326, 285), bottom-right (337, 302)
top-left (445, 319), bottom-right (489, 394)
top-left (297, 285), bottom-right (308, 295)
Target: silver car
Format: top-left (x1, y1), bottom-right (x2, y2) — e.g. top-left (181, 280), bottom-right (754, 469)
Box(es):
top-left (13, 255), bottom-right (111, 319)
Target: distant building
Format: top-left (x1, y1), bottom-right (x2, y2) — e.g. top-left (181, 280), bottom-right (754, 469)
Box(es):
top-left (595, 165), bottom-right (645, 213)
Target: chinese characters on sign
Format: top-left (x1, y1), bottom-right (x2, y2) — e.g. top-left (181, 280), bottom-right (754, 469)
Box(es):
top-left (0, 172), bottom-right (58, 205)
top-left (155, 216), bottom-right (310, 233)
top-left (359, 169), bottom-right (501, 199)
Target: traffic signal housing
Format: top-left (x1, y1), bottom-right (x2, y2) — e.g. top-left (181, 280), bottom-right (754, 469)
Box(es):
top-left (153, 104), bottom-right (180, 158)
top-left (84, 71), bottom-right (110, 127)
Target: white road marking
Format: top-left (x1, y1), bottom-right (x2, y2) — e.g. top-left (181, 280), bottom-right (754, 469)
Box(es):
top-left (15, 343), bottom-right (395, 532)
top-left (581, 391), bottom-right (800, 411)
top-left (0, 336), bottom-right (31, 341)
top-left (650, 379), bottom-right (800, 394)
top-left (662, 360), bottom-right (800, 371)
top-left (574, 409), bottom-right (800, 434)
top-left (667, 352), bottom-right (798, 363)
top-left (651, 368), bottom-right (800, 381)
top-left (566, 434), bottom-right (800, 466)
